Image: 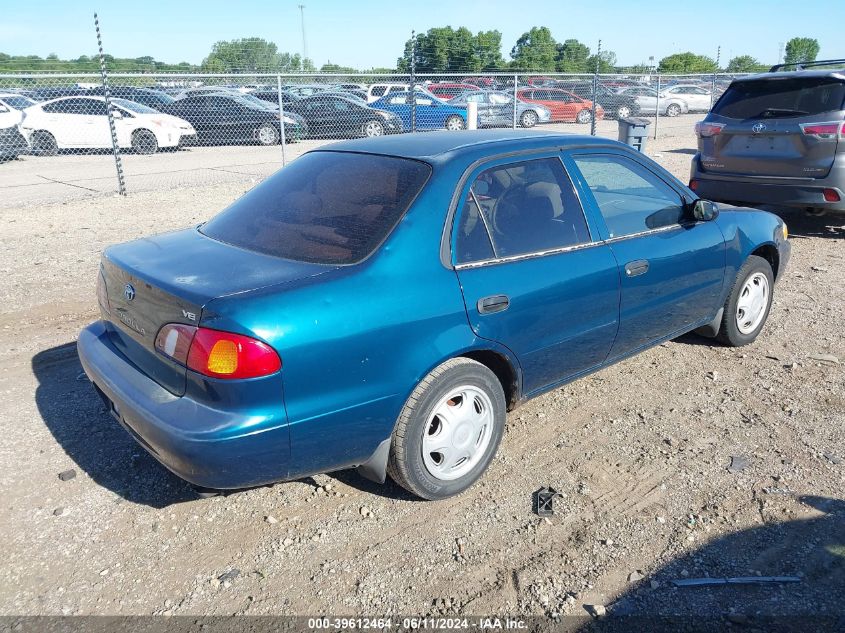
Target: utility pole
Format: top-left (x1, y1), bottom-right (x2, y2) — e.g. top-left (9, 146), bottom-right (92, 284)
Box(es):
top-left (298, 4), bottom-right (308, 68)
top-left (590, 39), bottom-right (601, 136)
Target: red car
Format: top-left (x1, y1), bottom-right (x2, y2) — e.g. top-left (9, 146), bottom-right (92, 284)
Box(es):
top-left (426, 83), bottom-right (478, 100)
top-left (516, 88), bottom-right (604, 124)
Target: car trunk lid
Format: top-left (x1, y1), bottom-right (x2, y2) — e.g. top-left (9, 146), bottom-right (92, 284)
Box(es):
top-left (700, 76), bottom-right (845, 179)
top-left (101, 228), bottom-right (334, 396)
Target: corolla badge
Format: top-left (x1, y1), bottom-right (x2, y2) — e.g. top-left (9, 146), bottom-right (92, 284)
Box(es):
top-left (123, 283), bottom-right (136, 302)
top-left (752, 122), bottom-right (767, 134)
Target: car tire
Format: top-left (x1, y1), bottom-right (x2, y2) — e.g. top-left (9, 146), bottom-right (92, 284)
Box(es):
top-left (445, 115), bottom-right (465, 131)
top-left (31, 130), bottom-right (58, 156)
top-left (576, 109), bottom-right (593, 124)
top-left (386, 358), bottom-right (506, 500)
top-left (131, 129), bottom-right (158, 155)
top-left (256, 123), bottom-right (279, 146)
top-left (665, 103), bottom-right (681, 117)
top-left (716, 255), bottom-right (774, 347)
top-left (520, 110), bottom-right (538, 128)
top-left (616, 105), bottom-right (632, 119)
top-left (362, 119), bottom-right (385, 137)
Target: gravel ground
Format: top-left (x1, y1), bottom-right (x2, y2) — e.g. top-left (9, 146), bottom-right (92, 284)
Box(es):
top-left (0, 127), bottom-right (843, 627)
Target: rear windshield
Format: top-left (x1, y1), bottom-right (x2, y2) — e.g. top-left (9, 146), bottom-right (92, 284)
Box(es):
top-left (201, 151), bottom-right (431, 264)
top-left (713, 77), bottom-right (845, 119)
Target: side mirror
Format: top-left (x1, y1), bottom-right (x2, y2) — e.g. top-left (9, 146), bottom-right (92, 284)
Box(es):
top-left (692, 199), bottom-right (719, 222)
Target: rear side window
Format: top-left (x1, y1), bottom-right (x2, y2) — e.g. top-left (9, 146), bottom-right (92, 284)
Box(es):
top-left (713, 78), bottom-right (845, 119)
top-left (201, 152), bottom-right (431, 264)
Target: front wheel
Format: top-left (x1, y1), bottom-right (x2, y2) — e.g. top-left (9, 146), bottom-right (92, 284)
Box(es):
top-left (362, 119), bottom-right (385, 137)
top-left (387, 358), bottom-right (506, 500)
top-left (445, 115), bottom-right (465, 131)
top-left (256, 123), bottom-right (279, 146)
top-left (576, 109), bottom-right (593, 124)
top-left (716, 255), bottom-right (774, 347)
top-left (131, 129), bottom-right (158, 155)
top-left (616, 105), bottom-right (632, 119)
top-left (520, 110), bottom-right (539, 128)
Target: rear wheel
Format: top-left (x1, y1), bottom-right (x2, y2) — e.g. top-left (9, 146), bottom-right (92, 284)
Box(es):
top-left (445, 115), bottom-right (465, 131)
top-left (665, 103), bottom-right (681, 117)
top-left (32, 130), bottom-right (58, 156)
top-left (131, 129), bottom-right (158, 155)
top-left (387, 358), bottom-right (506, 500)
top-left (362, 119), bottom-right (385, 137)
top-left (520, 110), bottom-right (538, 128)
top-left (576, 109), bottom-right (593, 124)
top-left (256, 123), bottom-right (279, 146)
top-left (616, 105), bottom-right (632, 119)
top-left (717, 255), bottom-right (774, 347)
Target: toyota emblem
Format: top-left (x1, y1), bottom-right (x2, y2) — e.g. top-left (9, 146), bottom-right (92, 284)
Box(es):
top-left (752, 122), bottom-right (767, 134)
top-left (123, 283), bottom-right (136, 302)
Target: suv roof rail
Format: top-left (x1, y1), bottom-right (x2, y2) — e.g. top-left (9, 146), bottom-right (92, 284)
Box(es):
top-left (769, 58), bottom-right (845, 72)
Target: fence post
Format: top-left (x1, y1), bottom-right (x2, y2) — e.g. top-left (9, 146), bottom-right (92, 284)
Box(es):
top-left (94, 13), bottom-right (126, 196)
top-left (654, 73), bottom-right (661, 140)
top-left (409, 30), bottom-right (416, 133)
top-left (276, 74), bottom-right (287, 167)
top-left (512, 73), bottom-right (518, 129)
top-left (590, 39), bottom-right (601, 136)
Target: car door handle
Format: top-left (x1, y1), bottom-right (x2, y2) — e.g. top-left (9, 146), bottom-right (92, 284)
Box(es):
top-left (478, 295), bottom-right (510, 314)
top-left (625, 259), bottom-right (650, 277)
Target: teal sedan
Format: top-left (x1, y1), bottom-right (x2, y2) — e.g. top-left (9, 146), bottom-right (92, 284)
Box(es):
top-left (370, 91), bottom-right (467, 132)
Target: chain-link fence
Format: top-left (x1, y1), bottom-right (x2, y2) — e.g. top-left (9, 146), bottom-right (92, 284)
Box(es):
top-left (0, 70), bottom-right (751, 203)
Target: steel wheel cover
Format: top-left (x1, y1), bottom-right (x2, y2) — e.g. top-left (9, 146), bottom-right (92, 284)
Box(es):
top-left (736, 272), bottom-right (769, 334)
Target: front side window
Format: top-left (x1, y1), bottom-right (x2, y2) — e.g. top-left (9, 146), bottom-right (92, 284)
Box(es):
top-left (571, 154), bottom-right (685, 238)
top-left (202, 152), bottom-right (431, 265)
top-left (454, 157), bottom-right (591, 263)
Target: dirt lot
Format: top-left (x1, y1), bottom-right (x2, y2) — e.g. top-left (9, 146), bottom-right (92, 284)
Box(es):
top-left (0, 126), bottom-right (843, 628)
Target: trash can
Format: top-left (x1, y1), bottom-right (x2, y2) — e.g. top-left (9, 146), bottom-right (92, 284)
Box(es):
top-left (617, 117), bottom-right (651, 152)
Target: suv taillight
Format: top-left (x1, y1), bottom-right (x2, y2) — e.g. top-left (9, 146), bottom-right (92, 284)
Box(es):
top-left (694, 122), bottom-right (725, 138)
top-left (799, 122), bottom-right (842, 139)
top-left (155, 324), bottom-right (281, 379)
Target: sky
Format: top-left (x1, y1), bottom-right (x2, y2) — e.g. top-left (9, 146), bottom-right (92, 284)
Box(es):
top-left (1, 0), bottom-right (843, 69)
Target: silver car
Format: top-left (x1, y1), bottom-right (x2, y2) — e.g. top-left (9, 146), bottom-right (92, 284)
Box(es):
top-left (448, 90), bottom-right (552, 128)
top-left (617, 86), bottom-right (689, 117)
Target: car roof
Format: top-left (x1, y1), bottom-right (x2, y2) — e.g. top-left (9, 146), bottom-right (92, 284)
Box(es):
top-left (315, 129), bottom-right (619, 163)
top-left (732, 69), bottom-right (845, 83)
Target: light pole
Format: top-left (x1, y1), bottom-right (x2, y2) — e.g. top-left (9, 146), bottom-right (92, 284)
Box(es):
top-left (298, 4), bottom-right (308, 68)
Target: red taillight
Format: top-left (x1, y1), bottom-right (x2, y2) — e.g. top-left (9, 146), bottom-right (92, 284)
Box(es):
top-left (823, 188), bottom-right (841, 202)
top-left (155, 323), bottom-right (197, 366)
top-left (694, 121), bottom-right (725, 138)
top-left (96, 271), bottom-right (111, 314)
top-left (800, 122), bottom-right (840, 139)
top-left (689, 179), bottom-right (699, 191)
top-left (185, 328), bottom-right (281, 379)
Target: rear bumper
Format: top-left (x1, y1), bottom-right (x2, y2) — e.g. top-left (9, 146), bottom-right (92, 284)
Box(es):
top-left (77, 321), bottom-right (290, 489)
top-left (691, 155), bottom-right (845, 212)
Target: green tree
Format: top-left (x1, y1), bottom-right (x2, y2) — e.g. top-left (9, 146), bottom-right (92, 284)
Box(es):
top-left (555, 39), bottom-right (590, 72)
top-left (784, 37), bottom-right (820, 66)
top-left (658, 52), bottom-right (718, 73)
top-left (397, 26), bottom-right (504, 72)
top-left (321, 62), bottom-right (358, 73)
top-left (725, 55), bottom-right (766, 73)
top-left (586, 50), bottom-right (617, 73)
top-left (510, 26), bottom-right (557, 71)
top-left (202, 37), bottom-right (282, 72)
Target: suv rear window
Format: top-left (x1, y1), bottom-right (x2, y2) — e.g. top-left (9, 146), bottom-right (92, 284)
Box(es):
top-left (201, 151), bottom-right (431, 265)
top-left (712, 77), bottom-right (845, 119)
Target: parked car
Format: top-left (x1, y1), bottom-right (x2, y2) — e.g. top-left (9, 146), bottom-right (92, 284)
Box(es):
top-left (84, 86), bottom-right (175, 110)
top-left (20, 96), bottom-right (196, 155)
top-left (29, 86), bottom-right (87, 101)
top-left (462, 77), bottom-right (497, 89)
top-left (77, 130), bottom-right (790, 500)
top-left (371, 92), bottom-right (467, 131)
top-left (284, 84), bottom-right (332, 98)
top-left (285, 94), bottom-right (402, 138)
top-left (160, 94), bottom-right (304, 146)
top-left (0, 96), bottom-right (29, 160)
top-left (617, 86), bottom-right (689, 117)
top-left (660, 85), bottom-right (713, 112)
top-left (517, 88), bottom-right (603, 123)
top-left (690, 65), bottom-right (845, 215)
top-left (366, 83), bottom-right (409, 103)
top-left (448, 90), bottom-right (551, 128)
top-left (252, 90), bottom-right (300, 106)
top-left (554, 81), bottom-right (641, 119)
top-left (174, 86), bottom-right (242, 100)
top-left (426, 83), bottom-right (479, 100)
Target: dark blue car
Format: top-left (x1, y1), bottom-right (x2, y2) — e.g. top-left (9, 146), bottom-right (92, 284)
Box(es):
top-left (370, 91), bottom-right (467, 132)
top-left (78, 130), bottom-right (790, 500)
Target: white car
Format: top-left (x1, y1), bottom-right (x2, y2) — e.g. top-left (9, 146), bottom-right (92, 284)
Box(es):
top-left (366, 83), bottom-right (410, 103)
top-left (659, 84), bottom-right (713, 112)
top-left (20, 96), bottom-right (196, 155)
top-left (617, 86), bottom-right (690, 117)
